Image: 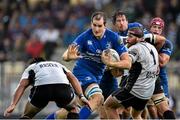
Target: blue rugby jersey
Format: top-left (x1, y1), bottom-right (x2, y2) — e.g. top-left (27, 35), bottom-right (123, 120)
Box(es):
top-left (72, 28), bottom-right (127, 87)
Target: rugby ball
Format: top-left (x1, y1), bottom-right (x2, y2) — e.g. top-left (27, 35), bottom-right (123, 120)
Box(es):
top-left (105, 49), bottom-right (120, 62)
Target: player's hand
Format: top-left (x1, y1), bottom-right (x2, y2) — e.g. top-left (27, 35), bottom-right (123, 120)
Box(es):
top-left (4, 104), bottom-right (15, 117)
top-left (67, 44), bottom-right (82, 60)
top-left (79, 94), bottom-right (91, 108)
top-left (101, 50), bottom-right (112, 66)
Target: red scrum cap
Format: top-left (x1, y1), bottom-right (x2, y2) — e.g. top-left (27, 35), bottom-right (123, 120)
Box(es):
top-left (150, 17), bottom-right (164, 29)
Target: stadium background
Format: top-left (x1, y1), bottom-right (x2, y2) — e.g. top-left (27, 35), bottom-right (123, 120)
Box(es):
top-left (0, 0), bottom-right (179, 118)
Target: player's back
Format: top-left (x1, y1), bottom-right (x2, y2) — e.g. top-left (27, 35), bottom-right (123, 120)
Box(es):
top-left (21, 61), bottom-right (70, 86)
top-left (128, 41), bottom-right (159, 99)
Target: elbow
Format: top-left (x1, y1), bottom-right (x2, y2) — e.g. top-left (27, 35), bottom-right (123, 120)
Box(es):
top-left (159, 57), bottom-right (169, 67)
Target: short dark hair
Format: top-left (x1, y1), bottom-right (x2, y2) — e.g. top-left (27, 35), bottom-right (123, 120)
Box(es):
top-left (91, 11), bottom-right (106, 25)
top-left (112, 9), bottom-right (127, 24)
top-left (29, 57), bottom-right (46, 65)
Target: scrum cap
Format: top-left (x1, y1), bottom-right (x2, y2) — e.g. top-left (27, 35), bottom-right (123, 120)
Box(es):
top-left (128, 27), bottom-right (144, 38)
top-left (150, 17), bottom-right (164, 29)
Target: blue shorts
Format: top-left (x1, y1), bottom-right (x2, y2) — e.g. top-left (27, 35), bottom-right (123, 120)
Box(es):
top-left (73, 67), bottom-right (102, 91)
top-left (160, 75), bottom-right (169, 97)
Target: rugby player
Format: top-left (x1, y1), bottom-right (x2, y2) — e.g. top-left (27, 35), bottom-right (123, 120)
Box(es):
top-left (4, 57), bottom-right (89, 119)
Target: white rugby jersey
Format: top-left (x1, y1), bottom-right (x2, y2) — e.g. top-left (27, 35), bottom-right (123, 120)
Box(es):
top-left (128, 41), bottom-right (159, 99)
top-left (21, 61), bottom-right (71, 86)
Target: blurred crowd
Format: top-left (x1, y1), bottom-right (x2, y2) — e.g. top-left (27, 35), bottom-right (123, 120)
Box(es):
top-left (0, 0), bottom-right (179, 62)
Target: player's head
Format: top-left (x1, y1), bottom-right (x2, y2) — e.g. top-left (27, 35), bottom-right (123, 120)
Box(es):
top-left (127, 27), bottom-right (144, 47)
top-left (91, 11), bottom-right (106, 38)
top-left (131, 22), bottom-right (144, 29)
top-left (112, 10), bottom-right (128, 32)
top-left (29, 57), bottom-right (46, 64)
top-left (150, 17), bottom-right (164, 35)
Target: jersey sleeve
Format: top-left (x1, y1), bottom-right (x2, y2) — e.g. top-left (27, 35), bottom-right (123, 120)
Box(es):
top-left (113, 35), bottom-right (128, 56)
top-left (144, 33), bottom-right (156, 45)
top-left (128, 45), bottom-right (139, 63)
top-left (60, 64), bottom-right (71, 73)
top-left (72, 30), bottom-right (88, 52)
top-left (20, 64), bottom-right (35, 80)
top-left (159, 40), bottom-right (173, 56)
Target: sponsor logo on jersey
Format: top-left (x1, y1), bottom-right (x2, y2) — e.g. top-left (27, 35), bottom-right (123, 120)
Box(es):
top-left (87, 40), bottom-right (93, 45)
top-left (85, 76), bottom-right (92, 80)
top-left (106, 42), bottom-right (111, 49)
top-left (96, 49), bottom-right (102, 54)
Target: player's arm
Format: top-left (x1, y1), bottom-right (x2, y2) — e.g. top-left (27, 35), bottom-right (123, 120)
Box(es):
top-left (65, 70), bottom-right (90, 106)
top-left (154, 35), bottom-right (166, 51)
top-left (144, 33), bottom-right (166, 51)
top-left (159, 53), bottom-right (170, 67)
top-left (101, 51), bottom-right (131, 69)
top-left (159, 40), bottom-right (173, 67)
top-left (66, 71), bottom-right (83, 97)
top-left (4, 79), bottom-right (29, 117)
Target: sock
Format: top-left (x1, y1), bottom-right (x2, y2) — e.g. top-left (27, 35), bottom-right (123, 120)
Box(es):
top-left (45, 112), bottom-right (56, 119)
top-left (67, 112), bottom-right (79, 119)
top-left (79, 106), bottom-right (92, 119)
top-left (163, 110), bottom-right (176, 119)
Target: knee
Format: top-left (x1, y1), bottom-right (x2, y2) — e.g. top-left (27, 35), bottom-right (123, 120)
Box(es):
top-left (92, 94), bottom-right (104, 105)
top-left (89, 94), bottom-right (104, 110)
top-left (156, 101), bottom-right (169, 114)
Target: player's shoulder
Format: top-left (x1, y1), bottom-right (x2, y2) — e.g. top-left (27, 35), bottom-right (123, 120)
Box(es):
top-left (140, 41), bottom-right (155, 49)
top-left (134, 42), bottom-right (154, 52)
top-left (106, 28), bottom-right (119, 38)
top-left (128, 43), bottom-right (140, 51)
top-left (162, 39), bottom-right (173, 50)
top-left (78, 29), bottom-right (92, 37)
top-left (165, 39), bottom-right (173, 46)
top-left (106, 28), bottom-right (118, 35)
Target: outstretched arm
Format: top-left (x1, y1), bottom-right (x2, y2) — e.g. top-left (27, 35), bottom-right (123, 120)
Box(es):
top-left (66, 71), bottom-right (90, 106)
top-left (4, 79), bottom-right (29, 117)
top-left (62, 44), bottom-right (82, 61)
top-left (154, 35), bottom-right (166, 51)
top-left (144, 33), bottom-right (166, 51)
